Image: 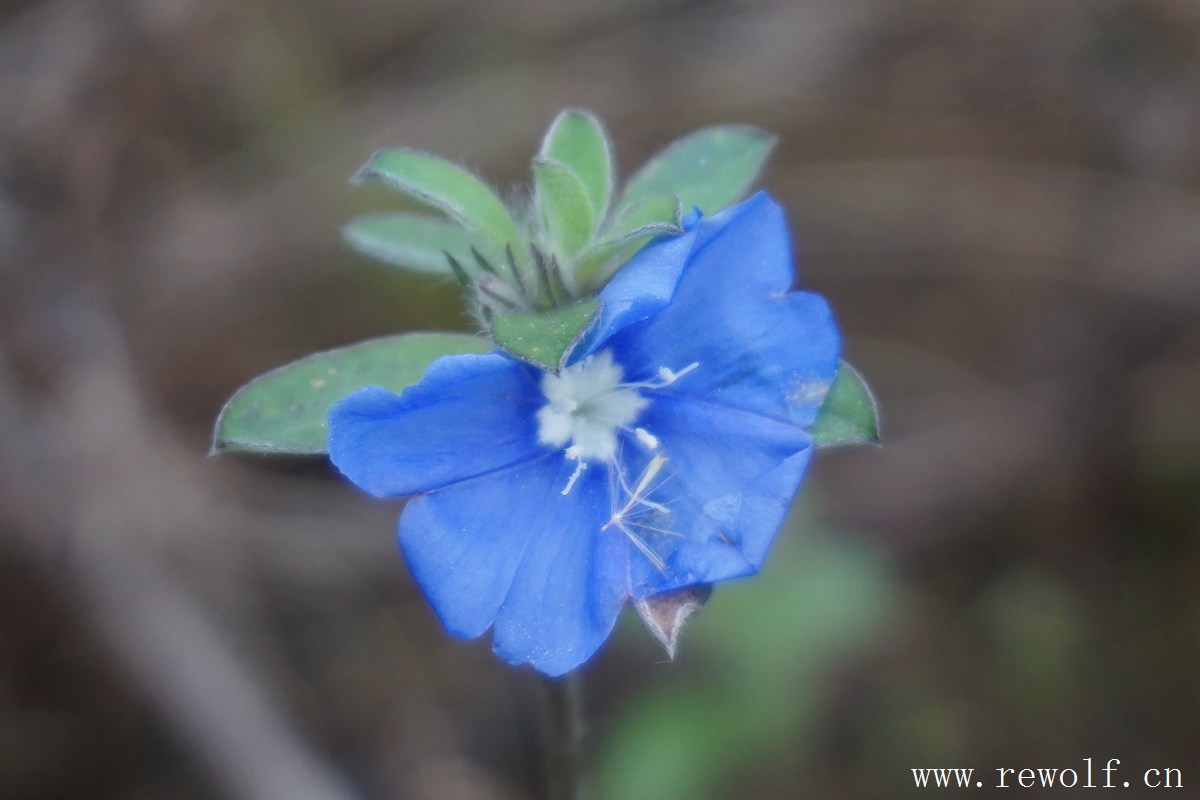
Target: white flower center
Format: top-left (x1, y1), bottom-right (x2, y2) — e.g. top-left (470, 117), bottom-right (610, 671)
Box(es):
top-left (537, 350), bottom-right (701, 566)
top-left (537, 350), bottom-right (647, 463)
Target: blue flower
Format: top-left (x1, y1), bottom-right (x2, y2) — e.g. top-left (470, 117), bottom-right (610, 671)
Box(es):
top-left (328, 192), bottom-right (840, 676)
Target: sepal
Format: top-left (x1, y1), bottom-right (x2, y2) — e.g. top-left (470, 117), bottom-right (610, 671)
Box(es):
top-left (634, 584), bottom-right (713, 660)
top-left (810, 360), bottom-right (880, 447)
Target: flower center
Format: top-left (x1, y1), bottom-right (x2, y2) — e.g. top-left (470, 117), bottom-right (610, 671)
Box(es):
top-left (536, 350), bottom-right (647, 463)
top-left (537, 350), bottom-right (701, 565)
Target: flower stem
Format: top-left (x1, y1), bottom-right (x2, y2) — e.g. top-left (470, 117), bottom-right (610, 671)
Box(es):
top-left (539, 672), bottom-right (584, 800)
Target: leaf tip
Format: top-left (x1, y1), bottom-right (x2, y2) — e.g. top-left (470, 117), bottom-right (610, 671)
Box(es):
top-left (209, 399), bottom-right (237, 456)
top-left (350, 148), bottom-right (389, 184)
top-left (557, 298), bottom-right (600, 371)
top-left (722, 123), bottom-right (778, 148)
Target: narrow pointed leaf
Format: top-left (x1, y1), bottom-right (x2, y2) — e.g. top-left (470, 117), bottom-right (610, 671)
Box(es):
top-left (213, 332), bottom-right (490, 455)
top-left (354, 149), bottom-right (521, 251)
top-left (533, 158), bottom-right (596, 260)
top-left (491, 298), bottom-right (599, 371)
top-left (618, 125), bottom-right (776, 217)
top-left (540, 108), bottom-right (614, 222)
top-left (809, 360), bottom-right (880, 447)
top-left (342, 212), bottom-right (501, 275)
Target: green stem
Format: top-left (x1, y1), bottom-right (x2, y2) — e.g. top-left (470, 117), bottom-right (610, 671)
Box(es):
top-left (539, 672), bottom-right (584, 800)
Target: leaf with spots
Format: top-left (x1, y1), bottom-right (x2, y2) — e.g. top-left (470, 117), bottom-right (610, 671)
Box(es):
top-left (491, 298), bottom-right (600, 371)
top-left (213, 332), bottom-right (490, 455)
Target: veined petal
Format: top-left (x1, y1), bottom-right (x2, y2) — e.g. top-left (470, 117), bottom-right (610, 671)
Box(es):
top-left (401, 456), bottom-right (625, 675)
top-left (613, 289), bottom-right (840, 427)
top-left (578, 192), bottom-right (792, 359)
top-left (593, 192), bottom-right (839, 425)
top-left (685, 191), bottom-right (797, 296)
top-left (328, 353), bottom-right (542, 497)
top-left (398, 455), bottom-right (553, 641)
top-left (490, 462), bottom-right (629, 676)
top-left (622, 395), bottom-right (814, 596)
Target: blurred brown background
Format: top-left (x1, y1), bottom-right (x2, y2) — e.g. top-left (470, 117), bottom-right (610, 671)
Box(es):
top-left (1, 1), bottom-right (1198, 798)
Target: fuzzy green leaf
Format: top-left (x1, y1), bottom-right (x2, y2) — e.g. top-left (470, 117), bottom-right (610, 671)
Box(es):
top-left (601, 195), bottom-right (683, 244)
top-left (491, 298), bottom-right (599, 371)
top-left (353, 149), bottom-right (521, 251)
top-left (540, 109), bottom-right (614, 222)
top-left (574, 196), bottom-right (684, 289)
top-left (618, 125), bottom-right (776, 217)
top-left (810, 361), bottom-right (880, 447)
top-left (341, 212), bottom-right (501, 274)
top-left (213, 332), bottom-right (489, 455)
top-left (533, 158), bottom-right (596, 260)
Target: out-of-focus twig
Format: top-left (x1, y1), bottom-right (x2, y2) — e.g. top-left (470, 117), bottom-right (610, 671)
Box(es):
top-left (0, 295), bottom-right (359, 800)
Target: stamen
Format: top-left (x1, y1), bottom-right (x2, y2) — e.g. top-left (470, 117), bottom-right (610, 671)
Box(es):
top-left (634, 427), bottom-right (659, 450)
top-left (621, 361), bottom-right (702, 391)
top-left (656, 362), bottom-right (700, 386)
top-left (561, 458), bottom-right (587, 496)
top-left (635, 495), bottom-right (671, 516)
top-left (629, 453), bottom-right (668, 503)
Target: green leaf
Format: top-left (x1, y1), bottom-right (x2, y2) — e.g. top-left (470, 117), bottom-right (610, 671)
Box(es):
top-left (539, 108), bottom-right (614, 222)
top-left (809, 360), bottom-right (880, 447)
top-left (213, 332), bottom-right (490, 455)
top-left (573, 196), bottom-right (685, 289)
top-left (600, 194), bottom-right (683, 244)
top-left (341, 212), bottom-right (501, 275)
top-left (533, 158), bottom-right (596, 260)
top-left (571, 196), bottom-right (683, 290)
top-left (618, 125), bottom-right (776, 217)
top-left (491, 298), bottom-right (599, 371)
top-left (353, 149), bottom-right (521, 251)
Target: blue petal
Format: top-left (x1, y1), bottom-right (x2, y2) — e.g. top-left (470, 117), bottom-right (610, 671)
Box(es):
top-left (614, 289), bottom-right (839, 427)
top-left (490, 462), bottom-right (630, 676)
top-left (620, 395), bottom-right (814, 596)
top-left (328, 353), bottom-right (542, 497)
top-left (574, 224), bottom-right (699, 358)
top-left (607, 194), bottom-right (840, 425)
top-left (401, 457), bottom-right (627, 676)
top-left (687, 191), bottom-right (796, 296)
top-left (577, 192), bottom-right (796, 362)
